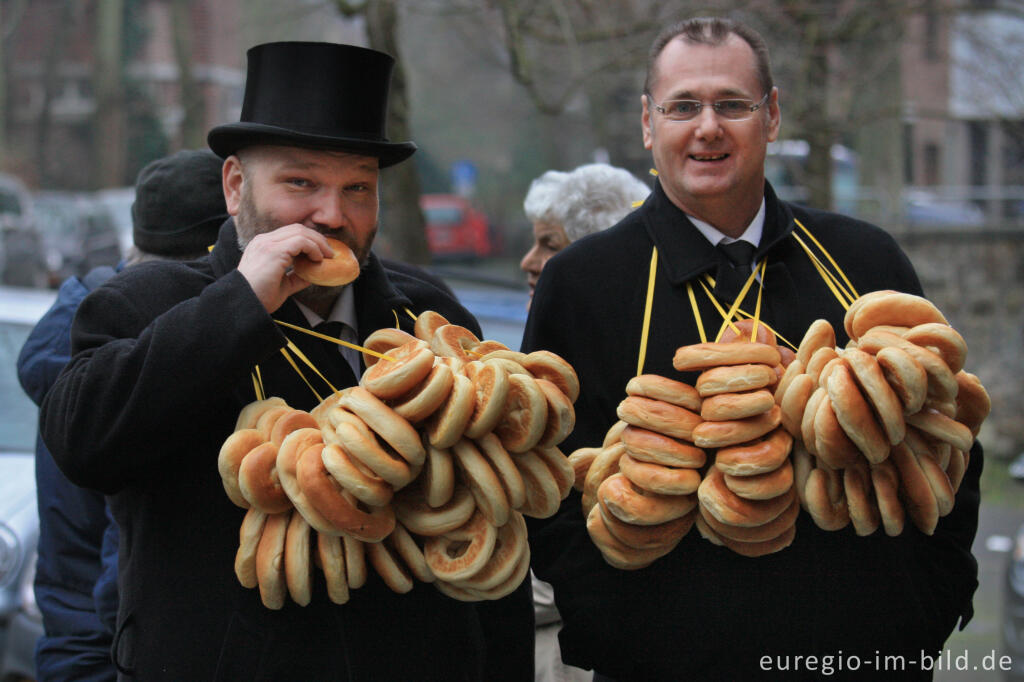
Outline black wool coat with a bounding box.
[521,181,981,681]
[40,219,534,682]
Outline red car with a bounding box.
[420,194,491,259]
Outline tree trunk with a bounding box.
[172,0,205,149]
[364,0,431,264]
[94,0,127,188]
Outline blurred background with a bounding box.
[0,1,1023,680]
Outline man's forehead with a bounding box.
[252,145,380,171]
[651,34,759,95]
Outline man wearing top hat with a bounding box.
[39,42,534,681]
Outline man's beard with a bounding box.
[235,180,378,310]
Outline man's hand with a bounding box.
[237,225,334,313]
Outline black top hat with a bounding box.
[207,42,416,168]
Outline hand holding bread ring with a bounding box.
[238,225,347,313]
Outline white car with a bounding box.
[0,284,58,680]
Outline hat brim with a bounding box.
[207,122,416,168]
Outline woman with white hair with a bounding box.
[521,163,651,300]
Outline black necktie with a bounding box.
[714,240,756,301]
[314,320,358,388]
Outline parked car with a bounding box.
[0,175,47,290]
[0,284,57,680]
[1003,453,1024,682]
[420,194,491,260]
[32,192,123,288]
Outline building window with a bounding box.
[923,143,940,186]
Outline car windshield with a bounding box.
[0,321,38,452]
[424,206,464,225]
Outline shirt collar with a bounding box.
[294,284,357,330]
[686,198,766,249]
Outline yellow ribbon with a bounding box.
[274,319,393,362]
[636,247,659,376]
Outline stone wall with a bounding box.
[898,229,1024,461]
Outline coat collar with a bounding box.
[208,217,413,341]
[641,180,797,286]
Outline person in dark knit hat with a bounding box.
[17,148,228,682]
[38,42,533,681]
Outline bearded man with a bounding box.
[40,42,533,681]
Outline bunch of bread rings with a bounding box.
[218,311,578,608]
[775,290,990,536]
[568,320,798,567]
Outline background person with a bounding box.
[519,162,649,682]
[16,149,228,682]
[521,16,980,681]
[520,163,651,302]
[38,42,532,681]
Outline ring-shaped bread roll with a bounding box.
[388,523,435,584]
[715,427,793,477]
[875,345,927,414]
[238,441,292,514]
[945,448,967,494]
[425,373,475,449]
[494,374,548,453]
[723,459,793,500]
[585,504,678,570]
[889,442,938,535]
[718,317,777,346]
[842,463,880,537]
[598,473,697,526]
[618,453,701,496]
[343,535,367,589]
[335,421,415,490]
[393,484,476,537]
[535,378,576,448]
[474,339,513,356]
[320,441,394,507]
[580,443,625,516]
[842,348,906,445]
[842,289,898,339]
[804,347,840,385]
[778,372,814,439]
[473,544,532,600]
[235,397,289,432]
[598,499,695,551]
[800,387,827,457]
[532,446,575,501]
[269,409,319,446]
[901,343,959,403]
[718,523,796,558]
[275,431,336,535]
[474,433,526,510]
[452,438,510,527]
[812,394,862,470]
[954,371,990,437]
[424,510,498,581]
[602,420,630,447]
[796,319,837,367]
[695,363,777,397]
[390,361,455,424]
[698,466,794,528]
[699,494,799,544]
[430,324,482,363]
[826,365,890,463]
[616,396,703,441]
[451,512,527,590]
[362,327,419,368]
[521,350,580,403]
[219,428,264,508]
[255,511,289,610]
[625,374,702,411]
[255,406,294,442]
[361,338,434,401]
[903,323,967,374]
[462,362,512,439]
[317,532,350,604]
[620,425,706,468]
[917,452,955,517]
[691,405,781,449]
[367,540,414,594]
[339,386,425,466]
[327,405,375,441]
[296,447,396,542]
[414,310,450,342]
[701,388,775,421]
[235,507,268,589]
[850,291,948,340]
[773,358,805,404]
[905,408,973,453]
[484,357,531,377]
[673,341,782,372]
[516,449,566,519]
[568,447,601,492]
[870,459,905,537]
[292,236,359,286]
[803,466,850,531]
[422,441,456,508]
[284,511,313,606]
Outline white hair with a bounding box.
[522,163,650,242]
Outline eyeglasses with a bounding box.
[650,92,770,122]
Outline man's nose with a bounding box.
[311,191,347,229]
[693,105,723,139]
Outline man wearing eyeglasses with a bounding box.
[522,16,980,681]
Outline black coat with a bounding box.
[40,219,533,681]
[521,181,981,681]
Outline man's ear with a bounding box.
[766,87,781,143]
[641,94,654,150]
[222,155,244,216]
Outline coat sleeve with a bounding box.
[39,269,283,493]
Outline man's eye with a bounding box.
[671,101,699,114]
[288,178,312,188]
[717,100,748,113]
